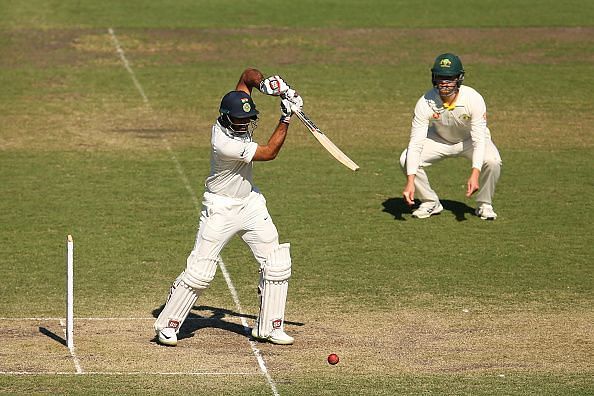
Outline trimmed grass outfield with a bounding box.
[1,1,593,394]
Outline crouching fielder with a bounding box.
[400,53,502,220]
[154,69,303,346]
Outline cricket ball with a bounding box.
[327,353,339,365]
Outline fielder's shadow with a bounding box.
[382,198,475,222]
[39,327,66,346]
[151,305,304,342]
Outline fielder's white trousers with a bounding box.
[191,190,279,266]
[400,135,502,206]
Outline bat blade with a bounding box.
[293,109,359,171]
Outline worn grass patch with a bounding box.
[1,27,592,154]
[3,27,592,69]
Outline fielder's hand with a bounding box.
[402,176,416,206]
[260,75,290,96]
[465,169,480,197]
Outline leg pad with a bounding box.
[154,254,219,333]
[255,243,291,338]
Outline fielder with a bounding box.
[154,69,303,346]
[400,53,502,220]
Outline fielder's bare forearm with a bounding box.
[403,174,416,206]
[466,168,481,197]
[253,122,289,161]
[236,68,264,94]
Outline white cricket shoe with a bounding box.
[475,204,497,220]
[412,201,443,219]
[251,327,294,345]
[157,327,178,346]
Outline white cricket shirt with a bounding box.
[205,121,259,199]
[406,85,491,175]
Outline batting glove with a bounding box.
[283,89,303,110]
[280,98,294,124]
[260,75,290,96]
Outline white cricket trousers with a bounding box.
[191,190,279,266]
[400,136,502,205]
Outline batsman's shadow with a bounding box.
[151,305,304,342]
[382,198,475,222]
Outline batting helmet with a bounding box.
[431,53,465,87]
[219,91,259,119]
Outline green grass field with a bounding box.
[1,1,593,394]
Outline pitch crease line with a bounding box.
[108,27,280,396]
[0,317,214,321]
[59,319,83,374]
[108,28,149,104]
[0,371,258,376]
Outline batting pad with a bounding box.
[256,243,291,337]
[154,255,219,333]
[154,278,198,334]
[183,253,219,290]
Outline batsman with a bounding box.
[154,69,303,346]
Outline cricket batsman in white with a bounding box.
[154,69,303,346]
[400,53,502,220]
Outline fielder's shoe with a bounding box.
[251,327,294,345]
[475,204,497,220]
[412,201,443,219]
[157,327,178,346]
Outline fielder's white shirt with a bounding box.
[406,85,491,175]
[205,121,258,199]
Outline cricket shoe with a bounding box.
[475,204,497,220]
[412,201,443,219]
[157,327,178,346]
[251,327,294,345]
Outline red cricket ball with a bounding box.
[327,353,339,365]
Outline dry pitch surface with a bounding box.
[1,308,592,378]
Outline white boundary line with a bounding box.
[107,28,280,396]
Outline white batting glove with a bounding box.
[260,75,290,96]
[283,89,303,111]
[280,98,294,124]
